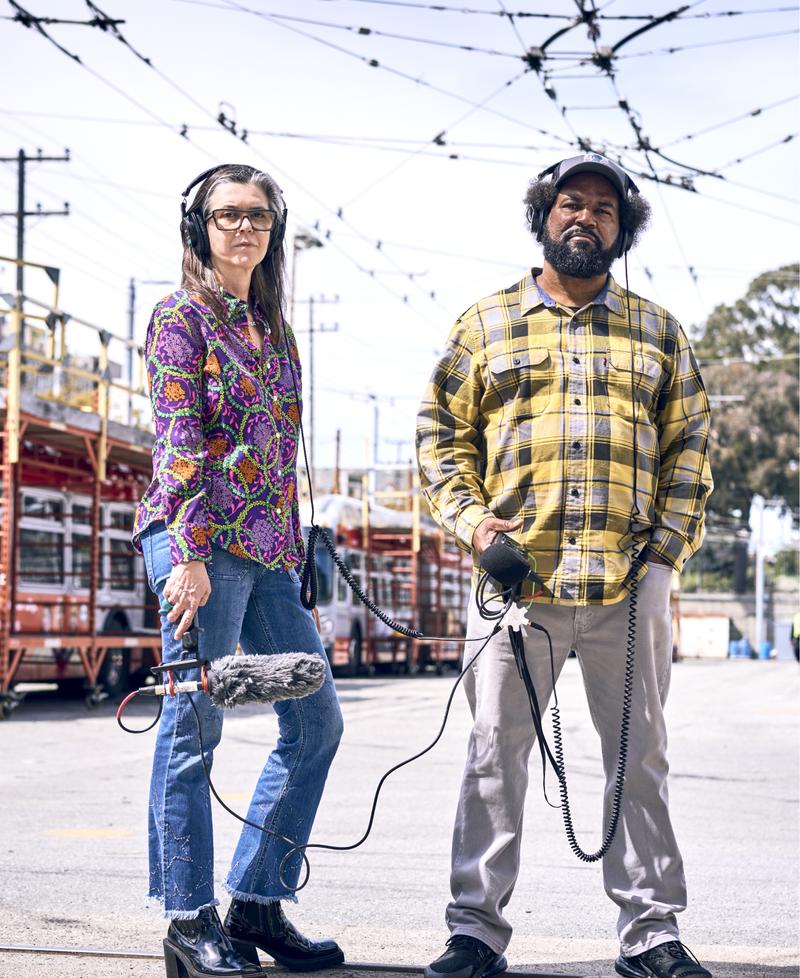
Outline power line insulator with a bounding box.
[523,47,544,72]
[592,47,614,72]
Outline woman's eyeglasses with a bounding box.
[207,208,277,231]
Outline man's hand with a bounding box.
[163,560,212,640]
[472,516,524,555]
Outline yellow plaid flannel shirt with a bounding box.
[416,270,713,605]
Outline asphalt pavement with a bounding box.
[1,659,797,978]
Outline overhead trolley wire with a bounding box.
[10,1,450,326]
[495,0,530,51]
[7,1,217,161]
[654,95,800,148]
[287,0,575,17]
[563,0,708,298]
[0,106,178,258]
[337,67,533,208]
[712,133,799,172]
[176,3,523,59]
[198,0,576,148]
[612,28,799,58]
[591,5,798,17]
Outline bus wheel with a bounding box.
[343,626,362,678]
[98,648,131,698]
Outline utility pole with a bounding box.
[0,149,70,305]
[295,294,339,485]
[127,276,172,423]
[290,229,323,327]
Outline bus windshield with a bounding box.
[302,528,334,606]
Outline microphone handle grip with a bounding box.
[138,680,202,697]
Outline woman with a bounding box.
[133,163,344,978]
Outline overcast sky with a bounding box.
[1,0,797,469]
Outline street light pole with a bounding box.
[290,230,323,328]
[127,277,172,424]
[296,296,338,486]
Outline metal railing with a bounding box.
[0,256,152,477]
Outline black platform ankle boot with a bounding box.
[163,905,266,978]
[223,898,344,972]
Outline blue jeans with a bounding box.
[139,522,343,919]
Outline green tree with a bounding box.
[695,264,799,360]
[692,264,799,519]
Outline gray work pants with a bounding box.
[447,563,686,957]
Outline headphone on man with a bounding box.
[180,164,288,266]
[530,154,640,259]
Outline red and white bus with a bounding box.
[302,494,472,675]
[11,487,157,696]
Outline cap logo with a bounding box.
[586,153,605,163]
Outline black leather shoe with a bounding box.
[223,898,344,972]
[615,940,713,978]
[424,935,508,978]
[163,905,265,977]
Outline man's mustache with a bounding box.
[563,227,601,246]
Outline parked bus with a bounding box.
[11,488,157,696]
[0,259,161,716]
[301,493,472,675]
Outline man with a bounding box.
[416,154,713,978]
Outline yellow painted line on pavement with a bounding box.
[44,828,134,838]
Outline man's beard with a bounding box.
[542,226,617,278]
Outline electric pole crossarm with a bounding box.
[0,149,70,299]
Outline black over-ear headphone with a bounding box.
[180,164,288,266]
[530,155,640,259]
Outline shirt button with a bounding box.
[276,507,282,515]
[571,488,579,497]
[572,440,580,450]
[568,536,577,545]
[572,356,579,364]
[513,356,521,365]
[574,398,581,405]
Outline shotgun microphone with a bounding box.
[139,652,326,708]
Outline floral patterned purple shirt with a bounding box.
[132,289,305,570]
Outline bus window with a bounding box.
[109,509,134,532]
[19,528,65,586]
[72,534,104,590]
[71,502,102,528]
[110,538,135,591]
[22,495,64,522]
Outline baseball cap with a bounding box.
[540,153,638,198]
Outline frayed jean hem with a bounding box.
[223,880,299,906]
[146,895,220,920]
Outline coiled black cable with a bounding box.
[300,523,422,638]
[549,579,637,863]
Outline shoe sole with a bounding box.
[164,937,264,977]
[614,955,649,978]
[230,938,344,973]
[485,955,508,978]
[423,953,508,978]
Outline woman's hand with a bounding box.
[163,561,212,640]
